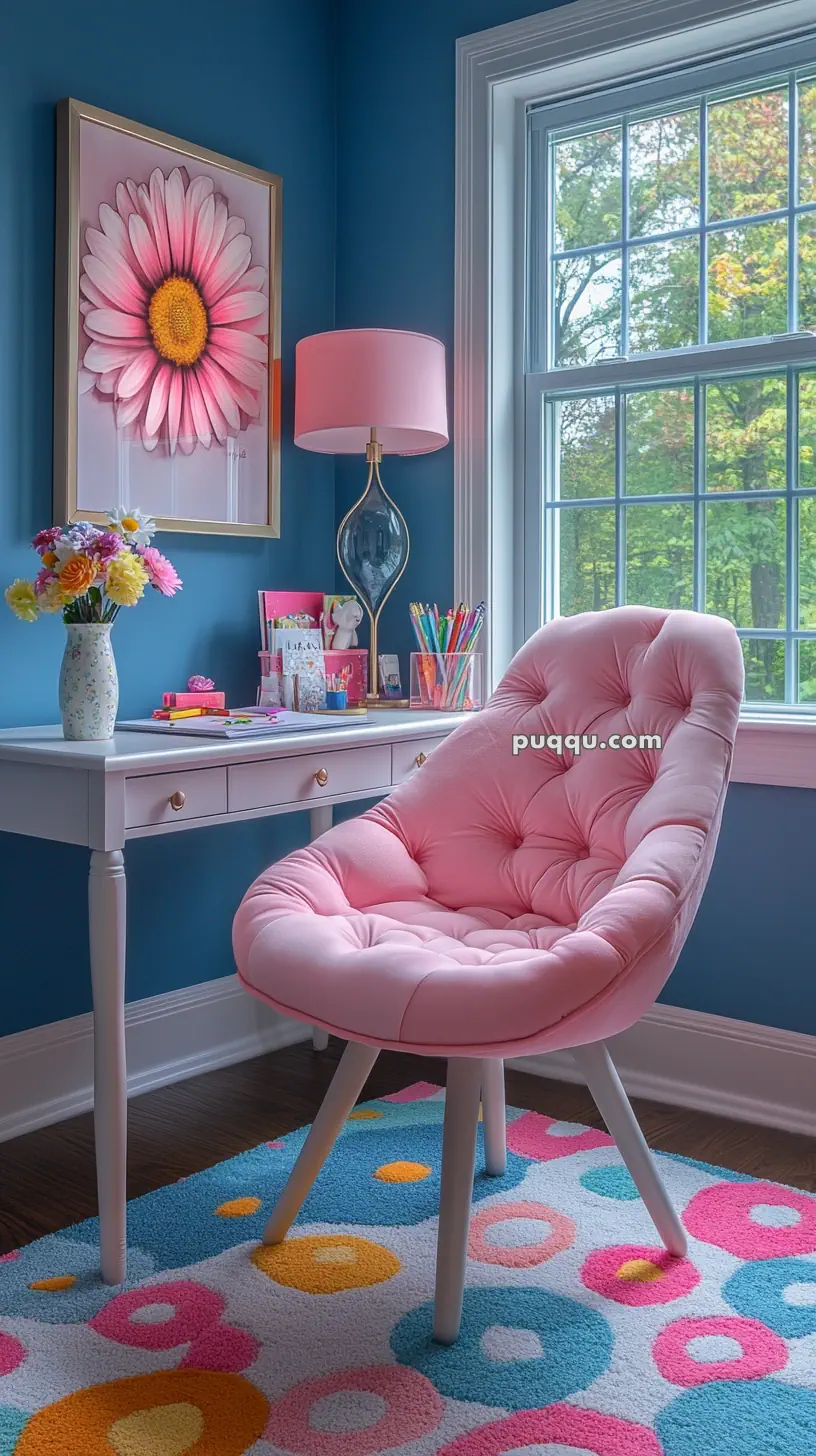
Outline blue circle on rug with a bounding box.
[580,1166,639,1200]
[656,1380,816,1454]
[0,1405,29,1452]
[724,1257,816,1338]
[391,1286,612,1409]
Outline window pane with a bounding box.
[557,506,616,614]
[625,387,695,495]
[798,78,816,204]
[742,637,786,702]
[800,372,816,488]
[705,499,786,628]
[707,220,787,342]
[629,108,699,236]
[797,640,816,702]
[705,376,786,491]
[553,127,622,252]
[707,87,788,222]
[624,502,694,607]
[629,237,699,352]
[553,395,616,500]
[798,498,816,627]
[553,250,622,365]
[798,212,816,331]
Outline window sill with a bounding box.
[733,712,816,788]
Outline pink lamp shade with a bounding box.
[294,328,448,455]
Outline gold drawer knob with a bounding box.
[415,752,427,768]
[169,789,186,812]
[314,767,329,787]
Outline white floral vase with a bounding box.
[58,623,119,741]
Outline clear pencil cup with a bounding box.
[409,652,483,711]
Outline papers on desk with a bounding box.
[117,709,368,739]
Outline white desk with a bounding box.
[0,710,462,1281]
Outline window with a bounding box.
[525,47,816,706]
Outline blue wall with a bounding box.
[0,0,336,1035]
[334,0,816,1038]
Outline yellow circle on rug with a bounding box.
[28,1275,76,1292]
[252,1234,400,1293]
[14,1370,269,1455]
[617,1258,665,1283]
[215,1197,262,1218]
[374,1161,432,1183]
[348,1109,383,1120]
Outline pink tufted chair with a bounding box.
[233,606,743,1342]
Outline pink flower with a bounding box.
[34,567,57,595]
[188,675,214,691]
[79,167,268,454]
[93,531,125,562]
[141,546,182,597]
[32,527,62,554]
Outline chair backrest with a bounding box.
[371,607,743,932]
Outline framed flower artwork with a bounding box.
[54,99,282,536]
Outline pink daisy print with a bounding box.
[79,167,268,455]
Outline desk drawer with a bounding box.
[126,767,227,829]
[229,744,392,812]
[391,735,447,785]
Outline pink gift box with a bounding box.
[259,648,368,704]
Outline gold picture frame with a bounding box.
[54,98,282,537]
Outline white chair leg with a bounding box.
[573,1040,687,1257]
[481,1058,506,1176]
[263,1040,379,1244]
[433,1058,482,1344]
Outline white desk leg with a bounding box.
[309,805,332,1052]
[89,849,127,1284]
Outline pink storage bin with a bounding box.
[258,648,368,704]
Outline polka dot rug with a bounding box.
[1,1082,814,1453]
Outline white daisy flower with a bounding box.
[108,507,157,546]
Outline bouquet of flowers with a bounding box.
[5,508,182,624]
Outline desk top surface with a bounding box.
[0,711,465,774]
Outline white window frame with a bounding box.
[454,0,816,787]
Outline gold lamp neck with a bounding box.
[365,426,383,464]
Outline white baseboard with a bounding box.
[0,975,309,1143]
[509,1003,816,1139]
[3,988,814,1146]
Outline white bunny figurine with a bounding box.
[331,598,363,649]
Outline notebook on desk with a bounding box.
[117,709,368,739]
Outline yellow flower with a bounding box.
[105,551,148,607]
[5,579,39,622]
[37,578,67,614]
[58,553,97,600]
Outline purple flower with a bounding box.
[93,531,124,562]
[188,675,214,691]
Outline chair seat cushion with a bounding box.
[233,812,698,1057]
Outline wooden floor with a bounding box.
[2,1037,815,1255]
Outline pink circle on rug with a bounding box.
[468,1200,575,1268]
[581,1244,701,1306]
[653,1314,788,1387]
[0,1251,20,1264]
[265,1364,444,1454]
[0,1331,25,1376]
[438,1402,662,1454]
[91,1281,225,1350]
[683,1181,816,1258]
[507,1110,613,1163]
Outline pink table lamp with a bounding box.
[294,328,448,701]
